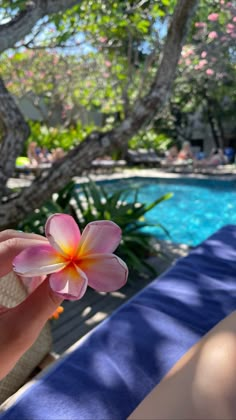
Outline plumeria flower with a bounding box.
[13,214,128,300]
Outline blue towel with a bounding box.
[1,225,236,420]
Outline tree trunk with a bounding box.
[0,78,30,197]
[216,105,225,147]
[206,99,221,149]
[0,0,198,229]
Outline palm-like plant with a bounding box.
[19,179,173,278]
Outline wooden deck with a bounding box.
[51,241,189,354]
[51,277,150,354]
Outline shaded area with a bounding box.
[2,226,236,420]
[51,240,189,353]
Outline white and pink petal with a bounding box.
[78,253,128,292]
[77,220,122,257]
[13,244,67,277]
[49,263,88,300]
[45,213,81,258]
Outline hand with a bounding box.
[0,230,62,380]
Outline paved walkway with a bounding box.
[7,164,236,190]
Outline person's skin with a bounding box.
[0,230,62,380]
[129,310,236,420]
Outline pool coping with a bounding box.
[8,167,236,190]
[74,167,236,184]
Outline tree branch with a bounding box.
[0,0,80,54]
[0,0,199,229]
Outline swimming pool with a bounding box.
[99,177,236,246]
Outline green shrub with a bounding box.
[26,121,96,152]
[129,130,173,153]
[18,179,173,279]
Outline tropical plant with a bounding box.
[18,179,173,278]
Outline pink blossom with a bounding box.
[13,214,128,301]
[198,59,208,68]
[53,56,59,65]
[233,17,236,22]
[208,13,219,21]
[195,22,207,28]
[186,49,194,56]
[206,69,214,75]
[185,59,192,65]
[64,104,72,111]
[99,37,108,43]
[105,60,112,67]
[26,71,33,77]
[226,23,235,33]
[201,51,207,58]
[194,60,207,71]
[208,31,218,39]
[226,2,233,7]
[220,0,225,4]
[103,72,109,78]
[181,48,194,58]
[230,32,236,38]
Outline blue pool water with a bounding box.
[99,177,236,246]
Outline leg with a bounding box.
[129,311,236,420]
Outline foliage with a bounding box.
[0,0,175,125]
[129,130,173,152]
[27,121,95,151]
[178,0,235,107]
[1,50,117,124]
[1,1,235,154]
[4,1,235,153]
[166,0,236,144]
[18,179,173,278]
